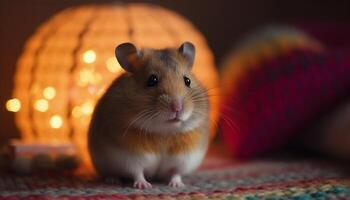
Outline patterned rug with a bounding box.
[1,147,350,199]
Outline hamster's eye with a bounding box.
[184,76,191,87]
[147,74,158,87]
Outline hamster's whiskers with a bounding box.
[191,97,208,102]
[194,87,220,97]
[158,103,170,111]
[189,93,208,103]
[122,108,155,138]
[138,110,160,137]
[220,112,240,134]
[192,109,213,123]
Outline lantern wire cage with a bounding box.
[7,3,220,174]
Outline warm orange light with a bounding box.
[106,57,121,73]
[72,106,83,118]
[34,99,49,112]
[6,98,21,112]
[83,50,96,64]
[11,4,220,173]
[78,68,102,87]
[50,115,63,129]
[81,101,94,115]
[43,87,56,100]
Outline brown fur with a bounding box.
[88,43,209,181]
[166,129,201,154]
[113,129,201,154]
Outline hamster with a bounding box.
[88,42,209,189]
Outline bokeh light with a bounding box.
[43,87,56,100]
[6,98,21,112]
[83,50,96,64]
[106,57,122,73]
[50,115,63,129]
[34,99,49,112]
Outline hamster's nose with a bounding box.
[170,99,183,113]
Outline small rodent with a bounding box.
[88,42,209,188]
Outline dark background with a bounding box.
[1,0,350,143]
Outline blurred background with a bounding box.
[1,0,350,144]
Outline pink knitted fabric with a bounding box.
[220,47,350,158]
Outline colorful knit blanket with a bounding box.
[220,27,350,158]
[1,146,349,199]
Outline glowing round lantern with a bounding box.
[8,4,219,168]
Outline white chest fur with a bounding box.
[90,140,206,180]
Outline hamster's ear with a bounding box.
[115,43,142,73]
[178,42,196,69]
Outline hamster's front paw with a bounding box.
[168,174,185,188]
[133,180,152,189]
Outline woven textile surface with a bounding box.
[1,149,349,200]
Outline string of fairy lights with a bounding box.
[6,48,117,128]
